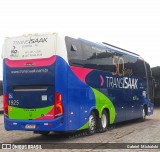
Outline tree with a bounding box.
[152,66,160,100]
[152,66,160,88]
[152,66,160,80]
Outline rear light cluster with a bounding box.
[54,92,64,118]
[3,94,8,116]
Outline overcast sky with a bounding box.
[0,0,160,79]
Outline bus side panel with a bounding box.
[85,70,124,123]
[70,66,117,125]
[67,64,95,131]
[55,56,95,131]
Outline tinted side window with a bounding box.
[134,59,146,78]
[81,42,97,69]
[124,56,146,78]
[123,55,135,75]
[65,36,83,67]
[96,49,115,72]
[81,42,117,72]
[66,37,146,77]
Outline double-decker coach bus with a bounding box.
[2,33,154,135]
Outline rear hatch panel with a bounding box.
[6,60,56,120]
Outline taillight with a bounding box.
[3,94,8,116]
[54,92,63,118]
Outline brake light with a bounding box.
[54,92,63,118]
[3,94,8,116]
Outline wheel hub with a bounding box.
[89,115,95,131]
[101,113,107,128]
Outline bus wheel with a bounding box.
[97,110,108,133]
[140,107,146,122]
[87,111,97,135]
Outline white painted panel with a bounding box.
[2,33,57,60]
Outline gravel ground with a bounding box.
[0,108,160,151]
[0,96,3,111]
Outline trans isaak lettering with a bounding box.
[13,37,48,45]
[106,76,138,89]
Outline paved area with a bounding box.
[0,108,160,151]
[0,96,3,112]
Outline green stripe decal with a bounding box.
[91,88,116,124]
[78,122,89,130]
[8,105,53,120]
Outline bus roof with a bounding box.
[2,33,143,61]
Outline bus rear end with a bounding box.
[3,33,67,132]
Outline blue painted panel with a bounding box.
[55,56,95,131]
[6,64,55,86]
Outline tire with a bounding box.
[97,110,108,133]
[87,111,97,135]
[140,107,146,122]
[34,131,50,136]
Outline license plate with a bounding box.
[25,124,36,129]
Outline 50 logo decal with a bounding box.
[112,55,133,76]
[112,55,124,76]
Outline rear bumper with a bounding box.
[4,116,66,131]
